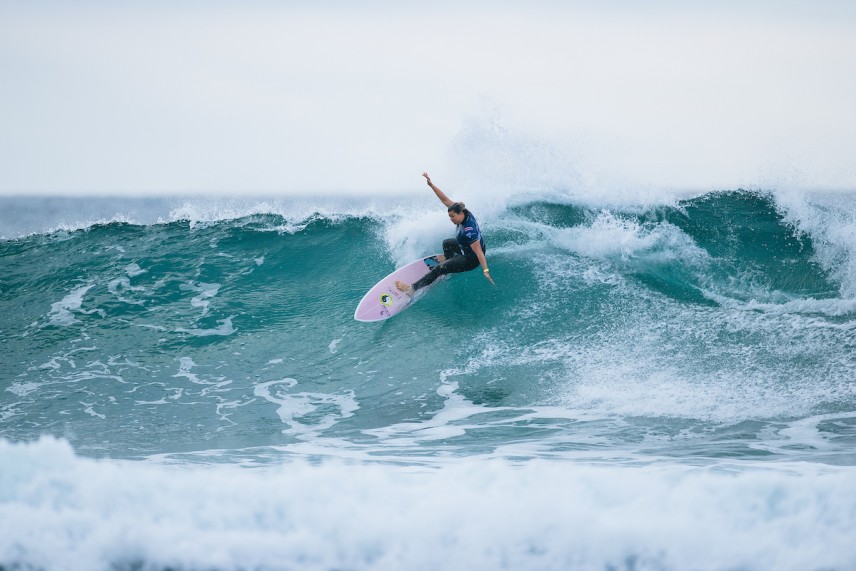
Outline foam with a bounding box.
[382,209,452,265]
[254,379,358,437]
[713,293,856,318]
[48,284,95,326]
[774,189,856,298]
[175,316,236,337]
[1,437,855,571]
[549,210,708,263]
[6,381,40,397]
[107,275,146,306]
[755,412,856,456]
[0,195,433,239]
[458,259,854,425]
[164,196,437,233]
[363,381,480,445]
[124,262,147,277]
[173,357,203,384]
[179,281,221,316]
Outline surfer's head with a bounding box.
[447,202,468,224]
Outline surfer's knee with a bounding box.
[442,239,460,259]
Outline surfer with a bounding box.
[396,172,495,295]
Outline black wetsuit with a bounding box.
[412,213,486,291]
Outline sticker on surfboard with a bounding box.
[354,255,442,322]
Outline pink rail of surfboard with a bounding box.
[353,255,442,322]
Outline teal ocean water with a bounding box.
[2,190,856,570]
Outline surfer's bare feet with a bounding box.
[395,280,414,296]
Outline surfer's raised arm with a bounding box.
[422,172,454,207]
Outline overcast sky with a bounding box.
[1,1,855,195]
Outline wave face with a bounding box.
[2,190,856,570]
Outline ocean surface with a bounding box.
[2,189,856,570]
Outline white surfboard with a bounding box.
[354,254,442,322]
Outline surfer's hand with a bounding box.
[484,269,496,286]
[422,172,431,185]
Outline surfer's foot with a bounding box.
[395,280,414,296]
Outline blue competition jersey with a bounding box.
[456,213,485,259]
